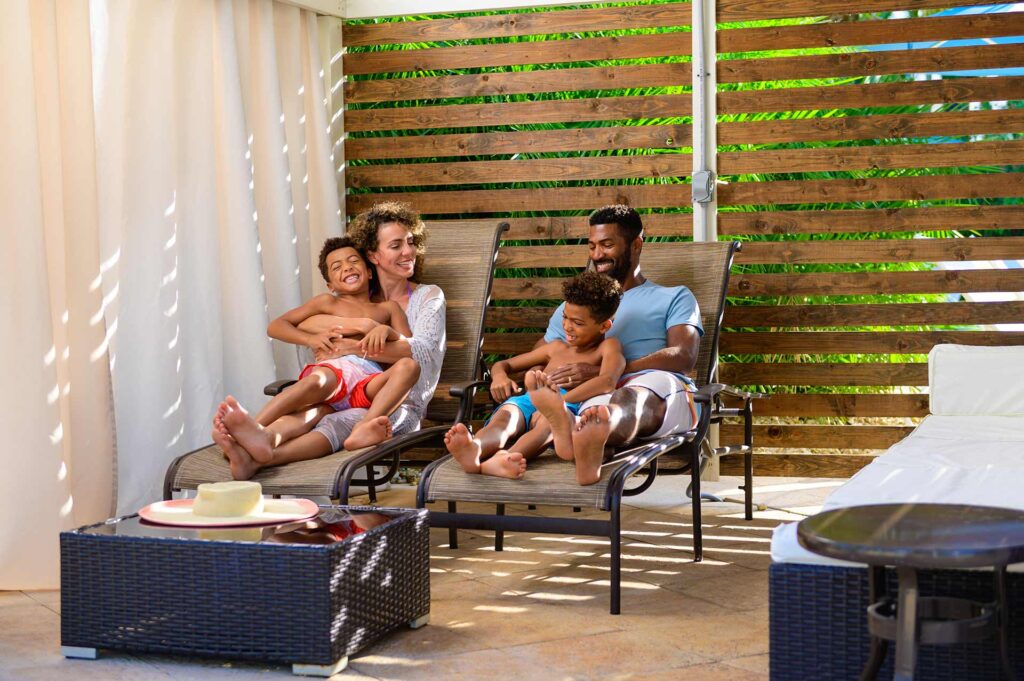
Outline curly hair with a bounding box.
[347,201,427,283]
[317,236,364,283]
[562,270,623,323]
[588,204,644,243]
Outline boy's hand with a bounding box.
[307,330,339,355]
[489,375,519,403]
[358,325,390,357]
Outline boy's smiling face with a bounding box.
[326,246,370,294]
[562,302,612,348]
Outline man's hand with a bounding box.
[490,374,520,403]
[358,325,391,357]
[546,363,600,390]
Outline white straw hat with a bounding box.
[139,481,319,527]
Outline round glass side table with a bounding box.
[798,503,1024,681]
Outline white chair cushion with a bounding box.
[929,344,1024,416]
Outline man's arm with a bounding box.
[562,338,626,404]
[622,324,699,376]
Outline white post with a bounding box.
[692,0,721,480]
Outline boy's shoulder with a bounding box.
[599,336,623,352]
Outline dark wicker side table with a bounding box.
[60,506,430,676]
[798,504,1024,681]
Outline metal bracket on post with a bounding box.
[692,169,716,204]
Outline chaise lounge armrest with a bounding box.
[449,379,490,425]
[264,379,297,396]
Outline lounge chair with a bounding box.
[416,240,759,614]
[163,222,508,503]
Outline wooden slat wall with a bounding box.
[714,0,1024,477]
[339,1,1023,477]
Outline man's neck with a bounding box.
[618,269,645,293]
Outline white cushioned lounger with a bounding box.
[771,344,1024,569]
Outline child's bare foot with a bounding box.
[528,370,575,461]
[444,423,482,474]
[222,396,274,464]
[573,405,612,485]
[344,416,392,450]
[212,402,230,456]
[212,428,261,480]
[480,450,526,479]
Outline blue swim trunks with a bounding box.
[491,388,581,424]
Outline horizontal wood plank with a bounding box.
[345,93,692,133]
[723,393,929,417]
[492,269,1024,300]
[719,12,1024,53]
[493,237,1024,268]
[724,301,1024,327]
[720,453,875,477]
[348,183,690,215]
[719,140,1024,175]
[346,62,692,103]
[719,362,928,386]
[718,0,1001,23]
[343,4,692,47]
[720,43,1024,84]
[719,172,1024,205]
[348,153,693,188]
[720,331,1024,354]
[720,424,913,449]
[729,269,1024,298]
[345,31,691,75]
[432,214,692,241]
[718,75,1024,115]
[718,205,1024,236]
[347,124,691,159]
[718,108,1024,145]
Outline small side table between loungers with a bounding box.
[798,503,1024,681]
[60,506,430,676]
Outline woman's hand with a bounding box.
[358,325,391,357]
[307,330,340,355]
[489,374,519,403]
[545,363,601,390]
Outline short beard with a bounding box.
[592,257,631,284]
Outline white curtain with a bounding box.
[0,0,342,589]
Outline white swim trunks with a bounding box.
[578,370,699,439]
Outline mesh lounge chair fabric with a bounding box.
[164,222,507,502]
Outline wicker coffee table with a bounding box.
[60,505,430,676]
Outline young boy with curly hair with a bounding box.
[444,271,625,484]
[211,237,420,480]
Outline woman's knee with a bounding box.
[393,357,420,378]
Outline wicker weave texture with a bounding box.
[769,563,1024,681]
[61,508,430,666]
[423,451,626,509]
[172,444,368,496]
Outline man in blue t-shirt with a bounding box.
[533,205,703,484]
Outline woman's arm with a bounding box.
[563,338,626,404]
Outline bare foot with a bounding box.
[344,416,393,450]
[444,422,482,474]
[212,428,261,480]
[528,370,575,461]
[212,402,230,457]
[480,450,526,479]
[222,396,274,464]
[573,405,612,485]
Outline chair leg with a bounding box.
[744,401,754,521]
[366,464,377,504]
[691,445,703,563]
[494,504,505,551]
[527,504,536,510]
[610,499,621,615]
[447,501,458,549]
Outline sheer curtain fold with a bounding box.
[0,0,342,589]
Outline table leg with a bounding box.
[860,566,889,681]
[996,566,1017,681]
[894,566,920,681]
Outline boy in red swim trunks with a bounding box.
[213,237,419,470]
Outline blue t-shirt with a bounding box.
[544,279,703,384]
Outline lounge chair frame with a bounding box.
[163,222,509,503]
[417,240,760,614]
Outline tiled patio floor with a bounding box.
[0,475,844,680]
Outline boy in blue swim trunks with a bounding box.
[444,271,625,480]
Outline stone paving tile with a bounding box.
[22,590,60,615]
